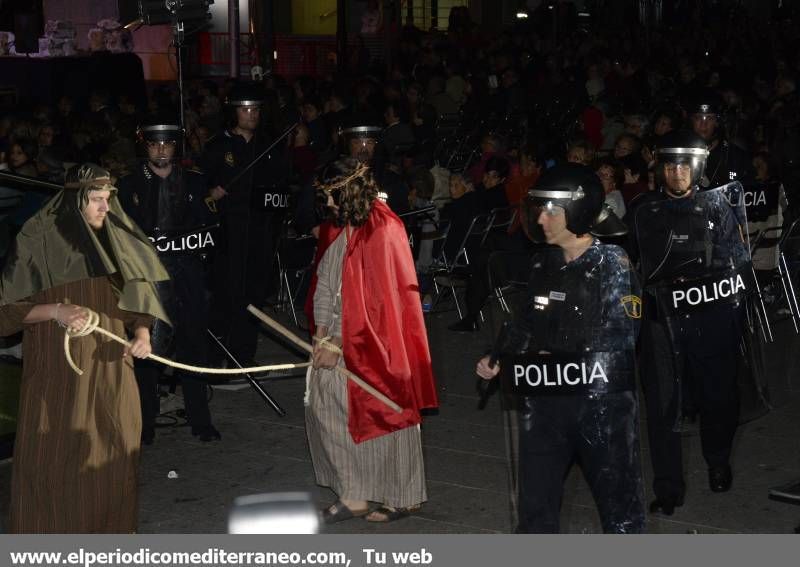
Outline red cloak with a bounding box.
[305,200,439,443]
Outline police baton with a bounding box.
[0,170,62,192]
[221,122,299,193]
[207,330,287,417]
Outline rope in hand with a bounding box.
[60,305,402,414]
[62,307,311,377]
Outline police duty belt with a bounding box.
[650,264,755,316]
[58,303,402,414]
[500,351,635,397]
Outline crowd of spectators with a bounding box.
[2,4,800,307]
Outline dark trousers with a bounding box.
[135,363,213,434]
[517,392,646,534]
[210,211,280,363]
[639,307,742,501]
[136,255,214,433]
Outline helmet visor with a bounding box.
[521,198,564,243]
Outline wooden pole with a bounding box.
[246,305,402,413]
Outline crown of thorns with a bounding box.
[314,163,372,194]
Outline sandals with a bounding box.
[321,500,369,524]
[365,505,414,523]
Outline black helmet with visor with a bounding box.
[653,130,709,190]
[522,163,607,242]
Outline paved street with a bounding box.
[1,303,799,533]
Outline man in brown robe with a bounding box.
[0,164,169,533]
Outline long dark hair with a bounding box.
[315,158,378,227]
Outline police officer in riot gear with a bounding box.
[688,90,754,188]
[476,163,646,533]
[634,130,749,516]
[117,118,220,443]
[198,83,289,365]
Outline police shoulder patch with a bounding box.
[224,152,235,167]
[621,295,642,319]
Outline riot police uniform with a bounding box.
[634,131,749,515]
[198,84,290,364]
[688,93,755,189]
[116,120,220,442]
[488,164,646,533]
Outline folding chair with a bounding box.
[773,218,800,333]
[481,206,518,246]
[274,221,317,328]
[431,212,493,319]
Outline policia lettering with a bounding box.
[671,273,746,309]
[513,360,608,387]
[744,191,766,207]
[149,231,215,253]
[263,192,290,208]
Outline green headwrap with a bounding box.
[0,163,170,323]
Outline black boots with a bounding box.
[191,424,222,442]
[648,494,685,516]
[709,465,733,493]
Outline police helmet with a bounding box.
[136,117,183,145]
[225,83,265,107]
[653,130,709,190]
[136,117,183,163]
[523,163,606,242]
[686,89,722,118]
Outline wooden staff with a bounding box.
[246,305,402,413]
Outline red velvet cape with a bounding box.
[305,200,439,443]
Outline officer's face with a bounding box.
[691,113,717,142]
[349,138,377,162]
[663,162,693,197]
[236,106,261,131]
[146,140,177,169]
[537,205,571,246]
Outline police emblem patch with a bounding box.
[224,152,235,167]
[621,295,642,319]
